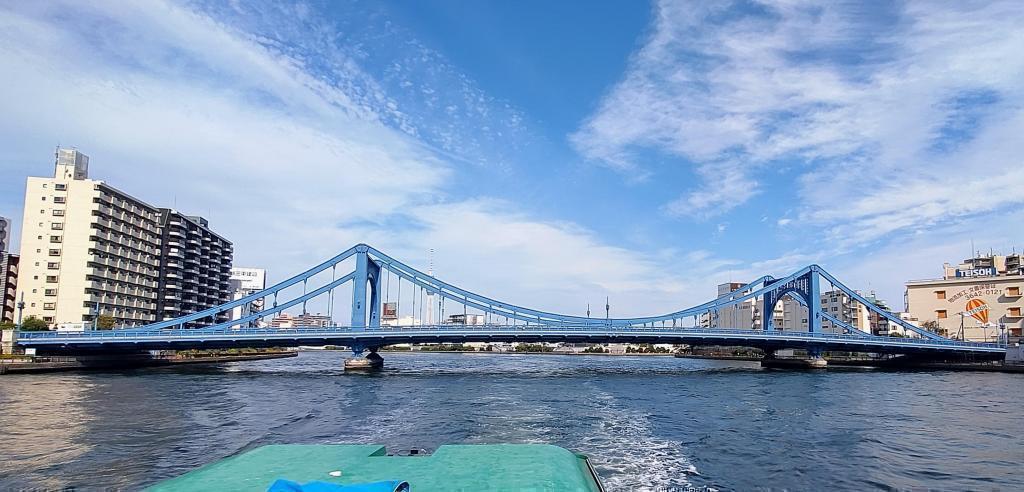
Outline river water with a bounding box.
[1,351,1021,491]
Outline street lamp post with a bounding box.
[15,292,24,329]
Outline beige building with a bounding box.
[906,254,1023,342]
[269,312,332,328]
[703,281,883,335]
[705,281,803,330]
[16,149,162,327]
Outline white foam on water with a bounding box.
[576,388,700,491]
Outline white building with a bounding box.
[229,267,267,325]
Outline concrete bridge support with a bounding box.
[760,346,828,369]
[1,330,16,355]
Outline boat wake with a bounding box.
[576,386,700,491]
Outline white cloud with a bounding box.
[573,0,1024,233]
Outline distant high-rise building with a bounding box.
[269,312,331,328]
[819,290,870,334]
[16,148,233,328]
[0,253,18,323]
[704,281,802,330]
[154,210,233,327]
[0,216,17,323]
[0,216,11,253]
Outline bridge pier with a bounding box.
[344,346,383,371]
[760,347,828,369]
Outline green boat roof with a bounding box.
[148,444,603,491]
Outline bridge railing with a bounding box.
[14,325,1000,349]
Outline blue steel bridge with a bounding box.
[16,244,1005,360]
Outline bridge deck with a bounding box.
[16,326,1005,356]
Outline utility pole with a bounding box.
[16,292,25,328]
[605,297,610,321]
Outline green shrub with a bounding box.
[20,316,48,331]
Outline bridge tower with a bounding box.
[350,245,382,330]
[761,267,822,334]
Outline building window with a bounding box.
[50,235,62,243]
[48,249,61,256]
[55,183,67,191]
[46,275,58,283]
[935,290,946,300]
[47,262,59,269]
[53,196,66,204]
[1008,287,1021,297]
[41,196,46,201]
[936,310,947,319]
[1009,307,1022,317]
[51,223,64,230]
[44,289,57,296]
[53,209,65,216]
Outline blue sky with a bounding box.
[1,0,1022,316]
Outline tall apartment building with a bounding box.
[906,253,1023,342]
[16,149,233,328]
[155,210,233,327]
[16,149,161,327]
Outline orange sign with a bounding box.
[964,298,989,324]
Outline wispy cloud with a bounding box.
[573,0,1024,233]
[0,1,758,317]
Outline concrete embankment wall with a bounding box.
[0,352,297,374]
